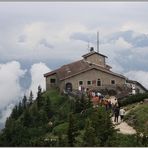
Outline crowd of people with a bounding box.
[86,89,126,123]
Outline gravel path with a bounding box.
[110,96,137,135]
[112,117,136,135]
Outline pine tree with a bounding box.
[11,105,18,119]
[18,101,23,116]
[83,118,99,146]
[44,96,52,118]
[38,109,48,125]
[36,85,43,108]
[74,98,81,113]
[22,95,27,110]
[91,107,115,146]
[30,103,38,127]
[67,113,78,147]
[29,91,33,105]
[22,108,32,127]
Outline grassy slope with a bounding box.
[125,103,148,135]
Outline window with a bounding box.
[97,79,101,86]
[79,81,83,85]
[50,78,56,83]
[111,80,115,85]
[87,81,91,85]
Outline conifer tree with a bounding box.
[11,105,18,119]
[91,107,115,146]
[83,118,99,146]
[74,98,81,113]
[22,95,27,110]
[36,85,43,108]
[38,109,48,125]
[29,91,33,105]
[67,113,78,147]
[18,101,23,116]
[22,108,32,127]
[44,96,52,118]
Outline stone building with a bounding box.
[126,79,147,94]
[44,49,129,93]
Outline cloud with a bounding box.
[39,38,54,49]
[0,104,14,129]
[0,2,148,98]
[18,34,27,43]
[107,30,148,48]
[0,61,51,128]
[121,21,148,34]
[114,37,132,48]
[0,61,26,128]
[125,70,148,89]
[0,61,26,109]
[70,32,96,43]
[28,62,51,98]
[99,30,148,74]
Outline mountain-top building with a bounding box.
[44,48,147,95]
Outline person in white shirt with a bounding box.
[120,108,125,121]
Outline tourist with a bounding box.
[108,100,112,110]
[104,99,108,111]
[92,91,95,97]
[114,106,120,123]
[120,107,125,122]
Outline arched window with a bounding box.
[65,82,72,92]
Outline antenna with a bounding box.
[87,40,90,52]
[97,31,99,53]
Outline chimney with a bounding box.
[90,47,94,52]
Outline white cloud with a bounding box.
[114,37,132,49]
[125,70,148,89]
[100,37,133,73]
[0,104,14,129]
[0,61,51,127]
[121,21,148,34]
[0,61,26,109]
[0,61,26,127]
[28,62,51,98]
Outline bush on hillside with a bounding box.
[52,122,68,135]
[125,104,148,135]
[119,93,148,106]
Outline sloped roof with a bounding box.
[126,79,148,92]
[44,59,125,81]
[82,51,108,58]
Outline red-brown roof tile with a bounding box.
[44,59,125,81]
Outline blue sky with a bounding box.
[0,2,148,127]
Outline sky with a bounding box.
[0,2,148,127]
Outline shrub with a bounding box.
[52,122,68,135]
[119,93,148,106]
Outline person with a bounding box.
[108,100,112,110]
[78,85,81,91]
[114,106,120,123]
[97,92,101,97]
[120,107,125,122]
[92,91,95,97]
[104,99,108,111]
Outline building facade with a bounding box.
[44,50,128,93]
